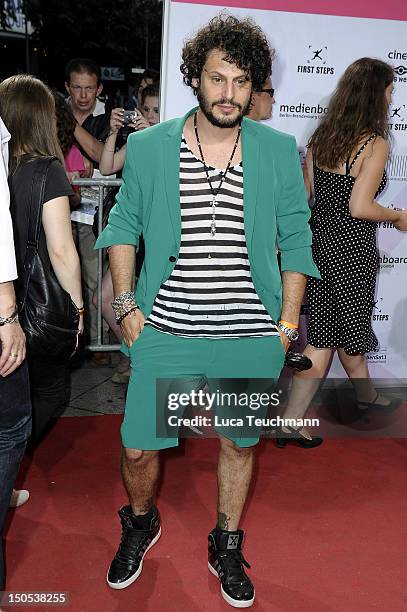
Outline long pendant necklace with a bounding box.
[193,112,241,237]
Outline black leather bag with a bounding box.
[17,157,80,363]
[284,351,312,372]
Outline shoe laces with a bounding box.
[116,526,151,564]
[218,549,251,585]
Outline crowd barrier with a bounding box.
[72,177,122,352]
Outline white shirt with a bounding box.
[0,117,17,282]
[93,98,105,117]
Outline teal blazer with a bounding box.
[96,107,320,323]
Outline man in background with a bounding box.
[65,58,109,141]
[65,58,110,362]
[248,76,275,121]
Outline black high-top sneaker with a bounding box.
[107,505,161,589]
[208,527,255,608]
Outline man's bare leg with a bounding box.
[208,436,256,606]
[217,436,254,530]
[108,447,161,589]
[121,448,160,514]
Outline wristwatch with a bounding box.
[277,322,299,343]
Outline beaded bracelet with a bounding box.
[116,306,139,325]
[111,291,138,324]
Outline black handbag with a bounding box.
[17,157,80,363]
[284,351,312,371]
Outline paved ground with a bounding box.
[62,351,126,417]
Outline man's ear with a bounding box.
[97,83,103,97]
[64,81,70,95]
[192,77,199,91]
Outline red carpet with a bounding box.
[5,415,407,611]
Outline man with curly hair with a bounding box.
[97,14,319,608]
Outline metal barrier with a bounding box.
[72,178,122,352]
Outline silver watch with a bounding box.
[277,322,299,342]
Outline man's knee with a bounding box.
[122,447,159,464]
[219,436,254,457]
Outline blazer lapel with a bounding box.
[163,108,198,251]
[242,119,260,254]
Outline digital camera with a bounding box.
[122,110,138,125]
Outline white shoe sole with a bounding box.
[208,561,255,608]
[9,490,30,508]
[107,527,162,589]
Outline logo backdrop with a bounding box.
[161,0,407,380]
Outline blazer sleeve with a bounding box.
[276,137,320,279]
[95,136,142,250]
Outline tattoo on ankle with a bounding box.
[217,512,230,530]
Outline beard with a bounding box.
[197,87,251,128]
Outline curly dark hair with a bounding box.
[309,58,394,169]
[180,14,274,93]
[53,92,77,157]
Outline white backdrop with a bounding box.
[161,0,407,380]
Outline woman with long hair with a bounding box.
[0,74,84,442]
[279,58,407,446]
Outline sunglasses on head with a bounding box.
[258,88,275,97]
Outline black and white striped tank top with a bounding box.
[145,136,279,338]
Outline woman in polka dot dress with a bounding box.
[280,58,407,444]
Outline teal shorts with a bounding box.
[122,325,285,450]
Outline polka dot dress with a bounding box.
[307,135,387,355]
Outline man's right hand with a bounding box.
[120,308,145,348]
[0,320,26,377]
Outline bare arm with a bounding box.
[303,147,314,201]
[109,244,135,296]
[278,271,307,351]
[99,138,127,175]
[42,196,84,313]
[108,244,144,347]
[0,281,26,376]
[349,137,407,229]
[74,124,104,163]
[99,108,133,175]
[100,108,151,175]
